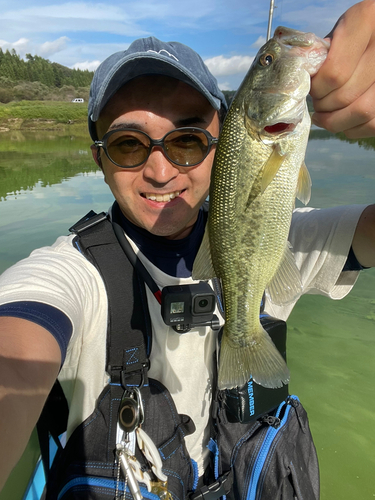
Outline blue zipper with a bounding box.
[246,395,299,500]
[58,476,160,500]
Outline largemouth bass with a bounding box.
[193,27,329,390]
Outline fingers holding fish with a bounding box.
[312,83,375,138]
[310,0,375,99]
[310,0,375,138]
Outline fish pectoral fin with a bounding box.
[296,161,312,205]
[192,224,216,280]
[266,241,302,305]
[218,327,290,390]
[261,143,287,194]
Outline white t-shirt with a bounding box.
[0,204,366,475]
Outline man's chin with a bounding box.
[147,218,197,240]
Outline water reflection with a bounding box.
[0,128,114,275]
[0,126,374,500]
[0,129,98,201]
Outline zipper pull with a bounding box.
[287,396,306,433]
[116,442,144,500]
[261,415,281,428]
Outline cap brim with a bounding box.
[88,52,224,140]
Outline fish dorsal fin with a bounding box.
[261,143,286,194]
[192,224,216,280]
[266,241,302,305]
[296,161,312,205]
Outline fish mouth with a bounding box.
[263,122,296,135]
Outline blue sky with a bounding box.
[0,0,357,90]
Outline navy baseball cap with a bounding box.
[88,36,228,140]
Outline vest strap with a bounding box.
[70,209,151,388]
[190,471,233,500]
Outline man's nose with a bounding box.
[142,147,179,184]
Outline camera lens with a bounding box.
[198,299,209,308]
[193,294,215,315]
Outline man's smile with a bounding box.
[142,190,183,202]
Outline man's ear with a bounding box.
[91,144,103,170]
[91,145,109,185]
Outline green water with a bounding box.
[0,127,374,499]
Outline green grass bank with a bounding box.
[0,100,88,132]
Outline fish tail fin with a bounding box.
[218,326,290,390]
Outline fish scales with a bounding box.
[193,27,329,390]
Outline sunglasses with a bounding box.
[94,127,219,168]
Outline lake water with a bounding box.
[0,127,374,499]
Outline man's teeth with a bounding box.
[145,191,181,202]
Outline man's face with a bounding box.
[94,76,220,240]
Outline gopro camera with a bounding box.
[161,281,219,333]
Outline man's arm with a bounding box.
[309,1,375,266]
[310,0,375,138]
[0,317,61,492]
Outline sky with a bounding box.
[0,0,358,90]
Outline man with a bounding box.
[0,0,374,496]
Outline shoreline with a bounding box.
[0,117,87,133]
[0,102,374,152]
[0,100,88,132]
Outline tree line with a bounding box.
[0,48,94,103]
[0,48,319,112]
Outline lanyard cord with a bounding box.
[111,201,162,304]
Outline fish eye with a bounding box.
[259,53,274,67]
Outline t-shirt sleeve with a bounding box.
[0,235,108,363]
[288,205,367,299]
[264,204,368,321]
[0,301,72,363]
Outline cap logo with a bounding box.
[146,49,179,62]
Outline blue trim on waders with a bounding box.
[22,457,45,500]
[57,477,160,500]
[208,438,227,500]
[208,438,220,480]
[23,436,60,500]
[191,459,199,491]
[246,395,299,500]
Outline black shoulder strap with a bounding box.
[36,207,153,482]
[36,379,69,480]
[69,208,152,387]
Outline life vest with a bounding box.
[35,202,319,500]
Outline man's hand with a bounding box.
[310,0,375,138]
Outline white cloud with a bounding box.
[204,55,254,77]
[39,37,70,58]
[0,35,71,60]
[274,1,355,38]
[0,0,355,85]
[62,42,131,71]
[71,60,101,71]
[252,36,266,49]
[0,3,150,38]
[0,37,32,56]
[217,81,232,91]
[4,3,127,22]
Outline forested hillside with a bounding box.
[0,48,94,103]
